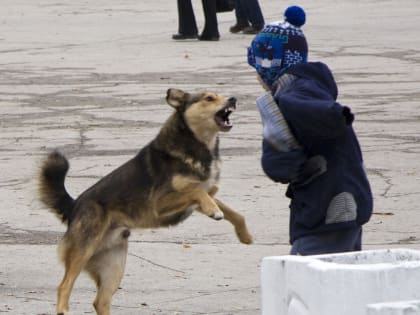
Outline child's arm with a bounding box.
[261,141,327,186]
[256,92,301,152]
[261,140,306,183]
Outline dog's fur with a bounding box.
[39,88,253,315]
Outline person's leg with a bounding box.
[173,0,198,39]
[200,0,220,40]
[290,226,362,255]
[230,0,249,33]
[242,0,265,34]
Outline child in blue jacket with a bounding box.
[247,6,373,255]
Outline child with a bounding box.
[247,6,373,255]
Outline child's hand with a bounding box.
[292,155,327,187]
[342,106,354,125]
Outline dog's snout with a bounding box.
[228,97,237,105]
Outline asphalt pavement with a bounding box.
[1,0,420,314]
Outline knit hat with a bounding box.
[247,6,308,88]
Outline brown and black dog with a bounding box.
[39,88,253,315]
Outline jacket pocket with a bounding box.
[290,183,324,229]
[292,155,327,188]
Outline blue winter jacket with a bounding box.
[261,62,373,243]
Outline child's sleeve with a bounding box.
[261,140,306,183]
[256,92,301,152]
[256,92,306,183]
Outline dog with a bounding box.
[39,88,253,315]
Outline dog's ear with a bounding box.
[166,88,188,108]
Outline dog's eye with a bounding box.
[205,96,215,102]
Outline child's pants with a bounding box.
[290,226,362,255]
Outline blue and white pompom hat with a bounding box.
[247,6,308,89]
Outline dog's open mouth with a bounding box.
[215,104,235,131]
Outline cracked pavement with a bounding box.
[1,0,420,314]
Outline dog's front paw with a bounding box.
[210,211,224,220]
[237,229,253,244]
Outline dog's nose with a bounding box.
[228,97,237,104]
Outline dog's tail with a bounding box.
[39,151,75,224]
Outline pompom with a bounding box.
[284,6,306,27]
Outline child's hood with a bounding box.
[276,62,352,146]
[286,62,338,100]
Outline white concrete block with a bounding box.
[367,300,420,315]
[261,249,420,315]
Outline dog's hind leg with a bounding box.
[214,199,253,244]
[86,226,130,315]
[56,254,82,314]
[56,241,98,314]
[56,205,110,315]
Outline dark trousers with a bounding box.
[290,226,362,255]
[234,0,264,28]
[177,0,219,37]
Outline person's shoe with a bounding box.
[172,33,198,40]
[242,25,263,35]
[229,22,249,33]
[198,34,220,41]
